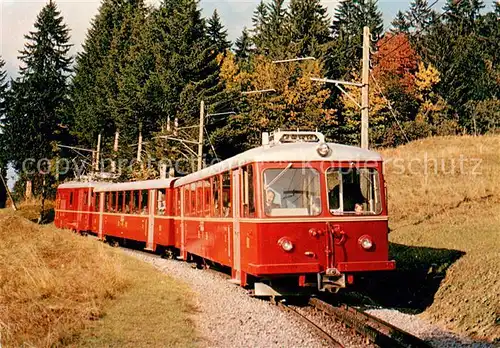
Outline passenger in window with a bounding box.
[265,190,280,214]
[355,203,364,215]
[311,197,321,215]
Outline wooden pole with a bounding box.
[0,171,17,211]
[197,100,205,171]
[111,131,119,173]
[361,26,370,149]
[95,134,102,171]
[137,126,143,162]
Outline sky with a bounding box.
[0,0,446,79]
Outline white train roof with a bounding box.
[58,181,106,189]
[175,142,382,187]
[94,179,177,192]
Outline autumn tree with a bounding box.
[214,52,335,156]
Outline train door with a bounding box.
[98,192,105,240]
[146,189,155,251]
[231,169,242,284]
[180,186,186,259]
[76,189,85,231]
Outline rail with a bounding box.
[309,297,431,348]
[276,301,343,347]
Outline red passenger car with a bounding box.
[55,130,395,295]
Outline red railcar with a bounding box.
[55,130,395,295]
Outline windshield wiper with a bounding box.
[265,163,292,189]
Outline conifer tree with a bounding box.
[287,0,330,57]
[3,1,72,190]
[0,57,8,208]
[327,0,383,79]
[235,27,252,60]
[71,0,145,148]
[251,1,270,51]
[252,0,289,57]
[207,9,231,54]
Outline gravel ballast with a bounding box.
[366,309,496,348]
[125,250,367,347]
[125,249,494,348]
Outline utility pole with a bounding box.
[111,131,119,173]
[95,134,101,172]
[197,100,205,171]
[137,125,143,162]
[309,26,371,149]
[361,26,370,149]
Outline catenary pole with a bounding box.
[197,100,205,171]
[361,26,370,149]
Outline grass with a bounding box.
[0,211,198,347]
[379,135,500,342]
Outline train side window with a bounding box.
[141,190,149,214]
[133,191,140,214]
[157,189,166,215]
[117,192,124,213]
[203,179,211,217]
[190,183,196,216]
[109,192,115,212]
[104,192,109,212]
[124,191,131,214]
[95,193,100,212]
[212,175,221,217]
[183,187,190,216]
[222,172,232,217]
[242,165,255,218]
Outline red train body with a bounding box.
[55,131,395,295]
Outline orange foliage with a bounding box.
[373,33,419,92]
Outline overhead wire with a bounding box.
[204,126,219,162]
[370,71,411,143]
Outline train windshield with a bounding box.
[263,167,321,216]
[326,167,382,215]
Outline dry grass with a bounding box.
[0,212,197,347]
[6,198,55,222]
[380,135,500,342]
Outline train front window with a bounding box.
[263,167,321,217]
[326,167,382,215]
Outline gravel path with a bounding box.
[124,250,367,348]
[366,309,496,348]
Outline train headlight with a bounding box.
[278,237,294,252]
[358,235,373,250]
[317,143,330,157]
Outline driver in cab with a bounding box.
[265,190,280,215]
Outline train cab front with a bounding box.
[246,142,395,296]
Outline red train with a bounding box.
[55,130,395,295]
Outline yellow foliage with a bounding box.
[218,52,335,142]
[415,62,441,101]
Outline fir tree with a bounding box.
[391,10,410,33]
[252,0,289,57]
[287,0,331,57]
[327,0,383,78]
[0,57,7,208]
[251,1,270,51]
[71,0,145,148]
[207,9,231,54]
[235,27,252,60]
[3,1,72,193]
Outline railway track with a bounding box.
[278,297,431,348]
